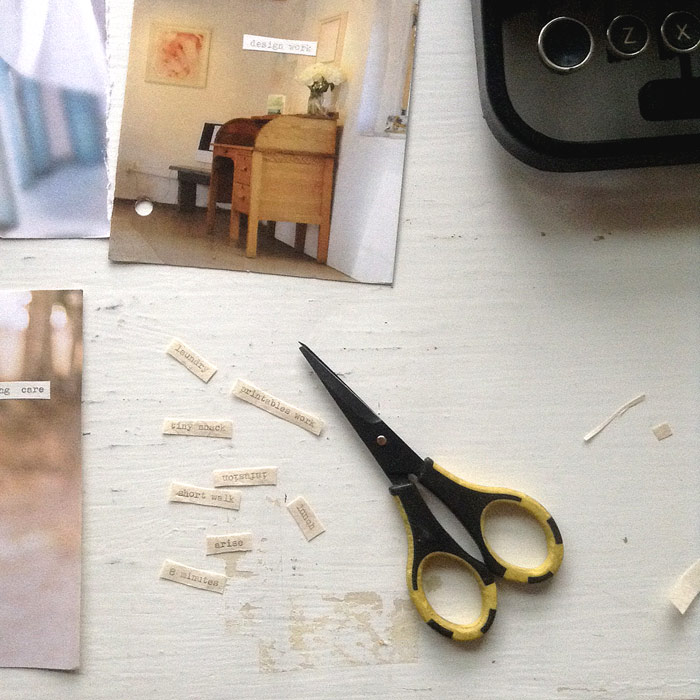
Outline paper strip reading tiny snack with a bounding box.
[213,467,278,487]
[583,393,646,442]
[159,559,227,594]
[206,533,253,555]
[163,419,232,439]
[232,379,324,435]
[287,496,325,541]
[669,559,700,614]
[168,482,241,510]
[0,381,51,400]
[166,338,217,383]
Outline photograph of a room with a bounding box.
[110,0,419,284]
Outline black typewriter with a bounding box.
[471,1,700,170]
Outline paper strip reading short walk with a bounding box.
[287,496,325,541]
[213,467,278,487]
[159,559,227,594]
[163,419,233,439]
[206,532,253,555]
[583,393,646,442]
[0,381,51,400]
[232,379,324,435]
[669,559,700,614]
[168,482,241,510]
[166,338,217,383]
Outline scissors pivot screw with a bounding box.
[376,435,388,446]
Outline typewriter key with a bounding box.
[606,15,650,58]
[661,11,700,53]
[538,17,594,73]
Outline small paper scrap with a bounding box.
[206,532,253,555]
[159,559,227,594]
[583,393,646,442]
[287,496,325,541]
[651,422,673,441]
[232,379,324,435]
[162,419,233,439]
[213,467,278,487]
[166,338,217,383]
[168,482,241,510]
[669,559,700,614]
[0,381,51,400]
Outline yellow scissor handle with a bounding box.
[390,481,498,641]
[420,460,564,584]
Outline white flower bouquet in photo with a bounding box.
[296,63,346,115]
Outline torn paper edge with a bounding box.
[166,338,217,383]
[162,419,233,439]
[287,496,325,541]
[669,559,700,614]
[651,422,673,441]
[159,559,227,594]
[583,393,646,442]
[206,532,253,555]
[168,482,241,510]
[212,467,278,487]
[232,379,324,435]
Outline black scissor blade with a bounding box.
[299,343,424,481]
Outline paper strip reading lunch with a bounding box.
[232,379,324,435]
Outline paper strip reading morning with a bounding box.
[206,533,253,555]
[166,338,217,383]
[159,559,227,594]
[162,419,233,438]
[0,381,51,400]
[168,482,241,510]
[232,379,324,435]
[212,467,278,487]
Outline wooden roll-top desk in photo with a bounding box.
[205,115,338,263]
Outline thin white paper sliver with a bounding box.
[583,394,646,442]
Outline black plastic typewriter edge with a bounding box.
[470,0,700,172]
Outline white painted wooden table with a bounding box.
[1,1,698,697]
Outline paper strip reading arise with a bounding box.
[166,338,217,383]
[162,419,233,439]
[213,467,278,487]
[159,559,227,594]
[287,496,325,541]
[168,482,241,510]
[206,533,253,555]
[232,379,324,435]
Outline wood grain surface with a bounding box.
[1,0,698,697]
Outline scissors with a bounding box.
[299,343,564,642]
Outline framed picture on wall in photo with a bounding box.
[317,13,347,63]
[145,23,211,88]
[109,0,422,285]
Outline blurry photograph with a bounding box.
[0,290,83,670]
[109,0,419,284]
[0,0,109,238]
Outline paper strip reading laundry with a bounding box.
[166,338,217,383]
[162,419,233,439]
[168,482,241,510]
[583,393,646,442]
[669,559,700,614]
[159,559,227,594]
[232,379,324,435]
